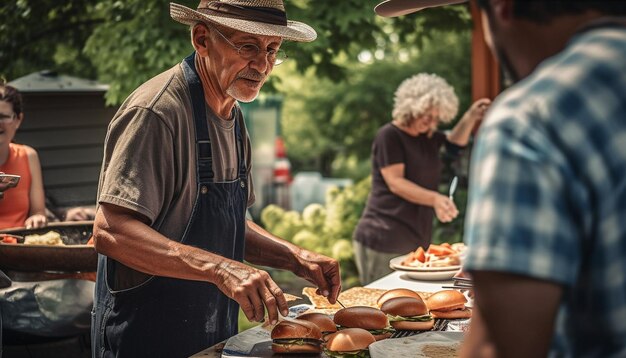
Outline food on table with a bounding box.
[401,243,466,268]
[380,296,435,331]
[419,343,461,357]
[324,328,376,358]
[283,293,302,302]
[376,288,423,307]
[296,312,337,335]
[333,306,392,340]
[302,286,388,309]
[24,231,63,246]
[426,290,472,319]
[1,235,18,244]
[270,319,323,354]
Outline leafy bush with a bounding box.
[260,177,372,288]
[260,175,466,290]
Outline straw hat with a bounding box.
[374,0,468,17]
[170,0,316,42]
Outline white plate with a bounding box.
[369,331,464,358]
[389,254,461,272]
[399,269,458,281]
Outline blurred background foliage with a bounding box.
[1,0,472,184]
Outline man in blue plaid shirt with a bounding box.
[459,1,626,357]
[375,0,626,355]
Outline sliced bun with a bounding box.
[333,306,388,330]
[426,290,468,311]
[325,328,376,352]
[380,296,429,317]
[372,332,392,341]
[297,312,337,334]
[271,342,321,354]
[431,308,472,319]
[271,319,322,340]
[390,319,434,331]
[377,288,422,307]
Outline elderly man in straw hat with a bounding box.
[91,1,340,356]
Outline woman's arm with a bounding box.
[447,98,491,146]
[25,146,47,228]
[380,163,458,223]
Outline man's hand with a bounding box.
[433,194,459,222]
[292,249,341,304]
[25,213,47,229]
[243,220,342,306]
[214,261,288,325]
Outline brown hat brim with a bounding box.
[374,0,468,17]
[170,2,317,42]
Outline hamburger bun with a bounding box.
[380,296,428,317]
[333,306,388,330]
[371,331,392,341]
[426,290,472,319]
[272,342,322,354]
[297,312,337,334]
[271,319,322,354]
[380,296,434,331]
[390,319,435,331]
[325,328,376,353]
[426,290,467,311]
[377,288,422,307]
[333,306,391,340]
[430,308,472,319]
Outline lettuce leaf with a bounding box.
[386,314,433,322]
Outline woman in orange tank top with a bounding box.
[0,84,47,229]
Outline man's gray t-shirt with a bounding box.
[97,61,255,288]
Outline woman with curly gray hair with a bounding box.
[353,73,490,284]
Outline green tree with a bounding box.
[1,0,471,105]
[279,30,472,179]
[0,0,103,81]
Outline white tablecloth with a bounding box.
[366,270,453,292]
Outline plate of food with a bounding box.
[390,243,466,272]
[398,269,459,281]
[0,222,96,272]
[390,255,461,272]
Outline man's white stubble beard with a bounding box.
[227,84,260,103]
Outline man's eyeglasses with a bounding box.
[210,26,288,66]
[0,113,16,124]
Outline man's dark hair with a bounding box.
[475,0,626,24]
[0,84,23,116]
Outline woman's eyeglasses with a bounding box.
[210,26,288,66]
[0,113,16,124]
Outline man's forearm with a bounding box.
[94,205,227,284]
[244,219,298,271]
[465,271,562,358]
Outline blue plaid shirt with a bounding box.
[464,23,626,357]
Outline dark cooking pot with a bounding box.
[0,221,96,273]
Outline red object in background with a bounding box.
[1,235,18,244]
[273,137,292,184]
